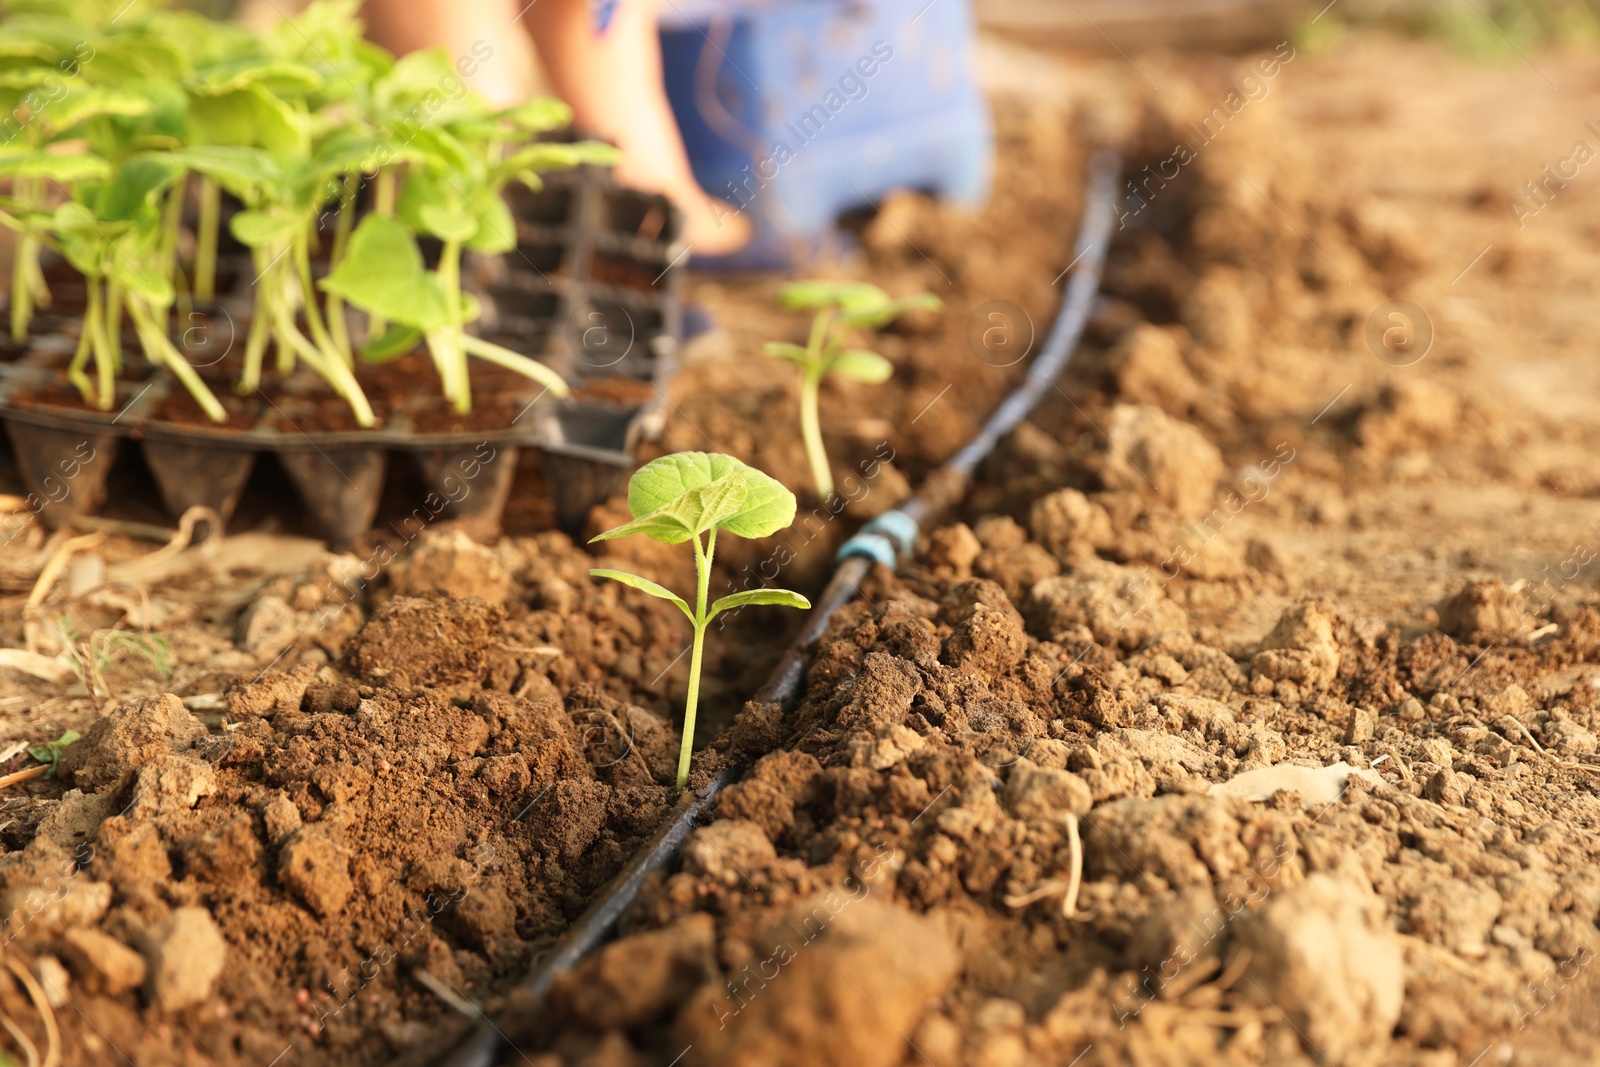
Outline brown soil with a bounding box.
[264,394,396,435]
[150,390,264,430]
[7,381,143,420]
[571,377,659,406]
[409,395,534,436]
[1,25,1599,1067]
[587,255,661,291]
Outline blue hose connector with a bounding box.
[836,508,920,570]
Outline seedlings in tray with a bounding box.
[589,452,810,788]
[766,280,941,500]
[0,0,623,426]
[323,98,616,412]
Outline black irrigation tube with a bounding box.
[436,150,1121,1067]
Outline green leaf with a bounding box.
[94,152,184,223]
[0,151,111,183]
[0,67,63,90]
[464,188,515,254]
[197,59,325,96]
[622,452,797,541]
[588,568,692,621]
[837,292,944,328]
[718,468,797,539]
[400,125,475,178]
[49,201,101,237]
[187,84,307,158]
[493,141,620,183]
[112,257,172,304]
[319,213,450,331]
[658,473,748,536]
[83,33,188,84]
[166,145,279,201]
[228,208,300,248]
[46,87,153,134]
[373,47,458,107]
[761,341,811,365]
[359,322,423,362]
[0,42,53,63]
[591,475,748,545]
[418,202,477,243]
[779,279,887,311]
[828,349,894,384]
[709,589,811,616]
[499,97,573,133]
[588,512,695,546]
[27,728,80,778]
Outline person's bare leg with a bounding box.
[361,0,531,106]
[520,0,750,254]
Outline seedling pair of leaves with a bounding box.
[28,729,79,778]
[321,98,616,412]
[589,452,810,788]
[764,280,941,500]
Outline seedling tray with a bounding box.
[0,169,686,546]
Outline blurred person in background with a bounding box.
[361,0,751,254]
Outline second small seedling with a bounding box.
[590,452,809,788]
[766,280,941,501]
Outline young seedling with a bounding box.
[28,729,80,779]
[765,280,941,501]
[325,97,615,412]
[589,452,809,788]
[57,614,174,702]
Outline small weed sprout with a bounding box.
[28,730,81,779]
[765,280,941,500]
[58,613,174,703]
[589,452,809,788]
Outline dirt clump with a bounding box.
[1096,403,1224,520]
[143,906,228,1011]
[0,563,680,1065]
[59,928,147,995]
[1251,601,1342,693]
[277,827,355,918]
[548,913,718,1031]
[1103,322,1202,416]
[387,528,512,603]
[674,897,961,1067]
[60,693,208,792]
[1439,578,1531,644]
[1234,875,1405,1067]
[1029,488,1114,563]
[344,595,504,691]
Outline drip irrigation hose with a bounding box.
[435,150,1120,1067]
